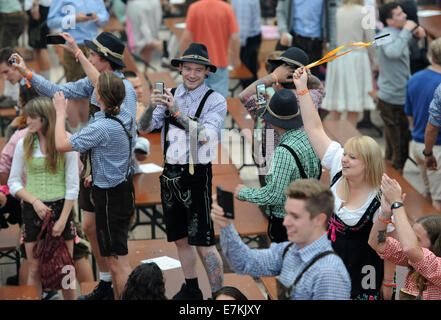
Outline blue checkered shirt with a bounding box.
[220,224,351,300]
[29,71,137,188]
[231,0,262,46]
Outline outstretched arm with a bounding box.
[292,67,332,160]
[53,92,74,152]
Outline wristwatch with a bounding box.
[390,202,404,211]
[422,149,433,157]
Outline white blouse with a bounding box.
[8,138,79,201]
[322,141,394,231]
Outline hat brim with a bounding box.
[267,58,303,69]
[84,39,126,69]
[170,58,217,73]
[257,105,303,130]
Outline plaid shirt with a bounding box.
[238,129,321,218]
[244,88,325,174]
[231,0,262,46]
[220,224,351,300]
[379,237,441,300]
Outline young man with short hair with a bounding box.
[212,178,351,300]
[140,43,226,300]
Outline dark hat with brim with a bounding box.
[267,47,309,69]
[84,32,126,68]
[171,43,217,73]
[257,89,303,130]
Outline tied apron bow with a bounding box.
[327,216,345,242]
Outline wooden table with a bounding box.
[0,285,39,300]
[132,132,268,240]
[418,6,441,39]
[81,239,266,300]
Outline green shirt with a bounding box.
[0,0,22,13]
[238,129,321,218]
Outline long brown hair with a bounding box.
[96,72,126,116]
[409,215,441,292]
[23,97,64,173]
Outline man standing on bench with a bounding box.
[139,43,226,300]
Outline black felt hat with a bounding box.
[85,32,126,68]
[267,47,309,69]
[257,89,303,130]
[171,43,217,72]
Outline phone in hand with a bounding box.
[7,57,16,65]
[86,13,93,16]
[256,83,266,105]
[216,186,234,219]
[155,81,164,95]
[46,34,65,45]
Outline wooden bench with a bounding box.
[0,137,6,152]
[259,276,277,300]
[0,285,39,300]
[80,238,266,300]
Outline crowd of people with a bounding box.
[1,0,441,301]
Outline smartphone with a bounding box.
[7,57,16,65]
[256,83,266,105]
[86,13,93,16]
[155,81,164,95]
[46,34,65,45]
[216,186,234,219]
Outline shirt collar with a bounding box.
[294,233,332,262]
[279,128,301,142]
[175,82,209,101]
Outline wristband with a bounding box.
[377,215,392,224]
[172,109,181,118]
[382,281,396,288]
[422,149,433,157]
[25,71,34,80]
[297,88,309,96]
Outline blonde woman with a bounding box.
[8,97,79,300]
[293,67,396,300]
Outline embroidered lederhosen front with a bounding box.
[276,243,336,300]
[327,171,384,300]
[159,88,216,246]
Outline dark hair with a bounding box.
[19,84,39,106]
[212,286,248,300]
[0,47,18,64]
[121,263,167,300]
[379,2,400,26]
[123,70,138,79]
[96,72,125,116]
[96,51,123,71]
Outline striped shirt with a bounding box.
[28,71,137,144]
[378,237,441,300]
[220,224,351,300]
[231,0,262,46]
[428,83,441,128]
[238,129,321,218]
[151,83,227,164]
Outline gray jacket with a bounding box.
[377,27,416,105]
[276,0,339,49]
